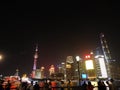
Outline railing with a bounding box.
[8,86,120,90]
[40,86,82,90]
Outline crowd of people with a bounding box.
[80,78,117,90]
[0,78,118,90]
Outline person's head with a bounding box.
[106,81,109,84]
[31,81,33,84]
[88,81,92,85]
[110,78,114,83]
[35,82,38,84]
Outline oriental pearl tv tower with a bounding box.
[32,44,38,78]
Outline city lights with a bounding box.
[76,56,81,86]
[85,54,91,59]
[85,60,94,70]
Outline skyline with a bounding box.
[0,31,119,76]
[0,1,120,76]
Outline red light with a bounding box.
[85,55,91,59]
[88,55,90,58]
[85,55,88,58]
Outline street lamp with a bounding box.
[76,56,81,86]
[61,62,67,80]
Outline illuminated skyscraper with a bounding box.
[95,55,108,78]
[33,44,38,70]
[31,45,45,79]
[84,54,96,80]
[100,33,111,78]
[49,65,55,75]
[32,44,39,78]
[66,56,76,80]
[100,33,111,62]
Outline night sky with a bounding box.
[0,1,120,76]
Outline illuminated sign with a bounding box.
[66,64,71,68]
[85,60,94,70]
[81,74,87,79]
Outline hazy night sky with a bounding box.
[0,1,120,76]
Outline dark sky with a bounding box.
[0,1,120,76]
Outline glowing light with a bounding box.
[99,57,108,78]
[85,55,91,59]
[66,64,71,68]
[21,74,30,83]
[0,55,2,60]
[41,66,45,70]
[85,60,94,70]
[81,74,87,79]
[76,56,80,61]
[61,62,65,65]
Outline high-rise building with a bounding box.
[33,44,38,71]
[95,55,108,78]
[66,56,76,80]
[32,44,38,78]
[49,65,55,75]
[31,44,44,79]
[84,54,96,80]
[92,33,120,79]
[93,33,120,79]
[99,33,111,78]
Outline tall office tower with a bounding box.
[40,66,45,79]
[66,56,75,80]
[100,33,111,62]
[100,33,111,78]
[49,65,55,75]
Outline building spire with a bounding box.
[14,68,19,76]
[33,44,38,70]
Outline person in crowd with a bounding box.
[27,81,33,90]
[98,80,107,90]
[5,80,11,90]
[106,79,117,90]
[0,80,4,90]
[81,81,87,90]
[61,81,64,90]
[33,81,39,90]
[86,81,94,90]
